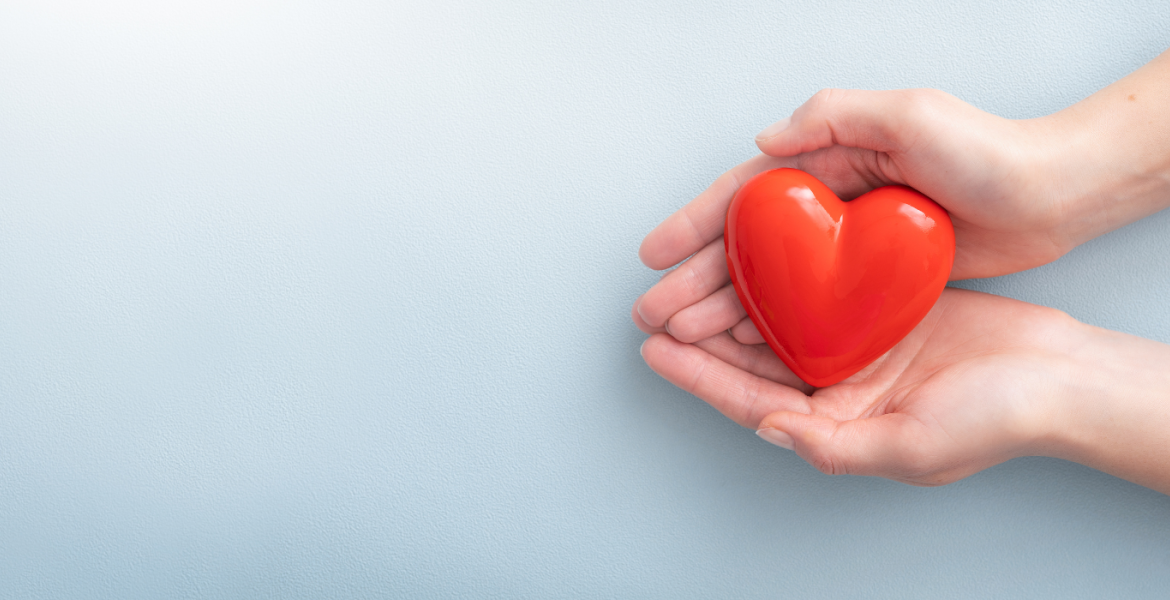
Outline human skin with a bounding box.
[633,48,1170,492]
[635,48,1170,347]
[639,289,1170,495]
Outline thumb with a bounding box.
[754,88,945,158]
[756,410,921,478]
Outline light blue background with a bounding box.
[2,1,1170,597]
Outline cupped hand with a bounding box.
[634,88,1077,345]
[640,289,1083,485]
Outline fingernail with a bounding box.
[636,297,650,324]
[640,338,647,358]
[755,116,791,142]
[663,318,673,337]
[756,427,795,450]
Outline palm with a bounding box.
[641,288,1073,485]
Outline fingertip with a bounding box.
[634,287,666,328]
[631,296,666,334]
[637,236,656,269]
[754,116,791,144]
[758,410,801,434]
[638,231,675,271]
[639,332,678,369]
[758,411,835,447]
[774,413,909,477]
[756,412,809,455]
[656,285,745,344]
[756,427,795,451]
[730,317,765,345]
[754,117,797,157]
[638,221,678,271]
[635,294,650,324]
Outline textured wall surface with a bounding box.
[2,1,1170,598]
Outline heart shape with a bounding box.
[724,168,954,387]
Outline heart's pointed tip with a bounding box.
[792,369,851,389]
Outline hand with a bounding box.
[634,88,1072,345]
[635,48,1170,345]
[634,50,1170,493]
[640,289,1082,485]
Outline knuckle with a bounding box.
[717,168,740,193]
[684,352,711,395]
[881,89,944,149]
[679,264,707,298]
[900,88,950,121]
[809,451,848,476]
[1040,305,1074,323]
[895,90,929,120]
[678,206,706,249]
[1027,305,1081,345]
[740,377,767,423]
[808,87,839,112]
[667,316,699,344]
[903,87,941,106]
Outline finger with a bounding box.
[636,238,729,328]
[757,410,922,479]
[661,284,745,344]
[692,331,812,394]
[788,145,894,200]
[730,317,764,345]
[639,153,793,270]
[641,333,810,428]
[755,88,944,158]
[631,294,666,334]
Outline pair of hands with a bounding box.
[633,69,1170,488]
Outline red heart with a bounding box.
[724,168,954,387]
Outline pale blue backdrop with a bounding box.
[2,1,1170,598]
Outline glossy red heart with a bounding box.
[724,168,954,387]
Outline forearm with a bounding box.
[1044,322,1170,495]
[1039,48,1170,246]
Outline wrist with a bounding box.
[1022,112,1125,252]
[1036,321,1170,493]
[1031,57,1170,250]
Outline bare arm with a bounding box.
[1039,48,1170,252]
[1048,324,1170,495]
